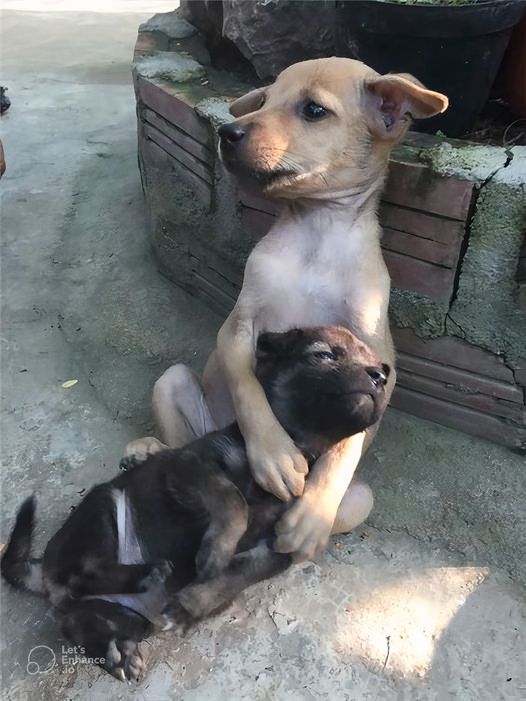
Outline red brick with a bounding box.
[390,387,526,450]
[239,191,282,217]
[383,250,455,301]
[143,107,212,164]
[392,328,516,384]
[396,351,523,404]
[396,368,525,423]
[384,160,473,222]
[381,227,460,268]
[517,234,526,309]
[142,136,211,206]
[135,76,211,145]
[240,206,276,237]
[144,124,213,184]
[379,203,465,246]
[513,364,526,389]
[191,270,237,315]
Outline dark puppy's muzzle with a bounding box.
[365,364,389,389]
[330,363,389,401]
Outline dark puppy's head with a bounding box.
[255,326,389,452]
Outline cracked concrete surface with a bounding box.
[1,5,525,700]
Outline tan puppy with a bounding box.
[126,58,447,561]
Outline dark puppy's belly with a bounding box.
[113,486,205,577]
[82,487,205,626]
[111,464,208,569]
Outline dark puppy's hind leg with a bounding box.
[193,476,249,580]
[196,499,286,580]
[163,542,291,630]
[60,599,153,682]
[166,456,249,580]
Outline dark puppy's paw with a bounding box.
[160,598,194,636]
[119,456,139,472]
[104,639,147,683]
[139,560,173,592]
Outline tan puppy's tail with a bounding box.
[1,496,45,594]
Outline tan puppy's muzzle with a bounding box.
[218,122,246,147]
[218,117,298,190]
[217,121,251,173]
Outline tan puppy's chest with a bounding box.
[245,218,390,344]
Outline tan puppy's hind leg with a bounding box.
[121,364,218,467]
[331,480,374,535]
[152,364,217,448]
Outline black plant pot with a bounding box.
[334,0,526,137]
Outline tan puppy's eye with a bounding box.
[301,101,328,122]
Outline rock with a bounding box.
[181,0,337,81]
[139,11,197,40]
[180,0,224,46]
[222,0,337,81]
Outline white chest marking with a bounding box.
[112,488,144,565]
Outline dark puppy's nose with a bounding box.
[218,122,245,144]
[365,366,388,388]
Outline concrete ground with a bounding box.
[1,4,525,700]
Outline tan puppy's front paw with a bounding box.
[120,436,168,471]
[247,429,308,502]
[274,493,335,562]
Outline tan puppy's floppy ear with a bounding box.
[229,88,266,118]
[365,73,448,139]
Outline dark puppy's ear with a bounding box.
[365,73,448,140]
[256,329,304,360]
[229,88,266,117]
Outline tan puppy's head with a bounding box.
[218,57,448,200]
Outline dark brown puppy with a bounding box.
[1,326,389,683]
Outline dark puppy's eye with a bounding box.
[313,351,336,361]
[302,101,328,122]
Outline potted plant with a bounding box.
[501,10,526,115]
[334,0,526,136]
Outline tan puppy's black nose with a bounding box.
[365,366,388,388]
[218,122,245,144]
